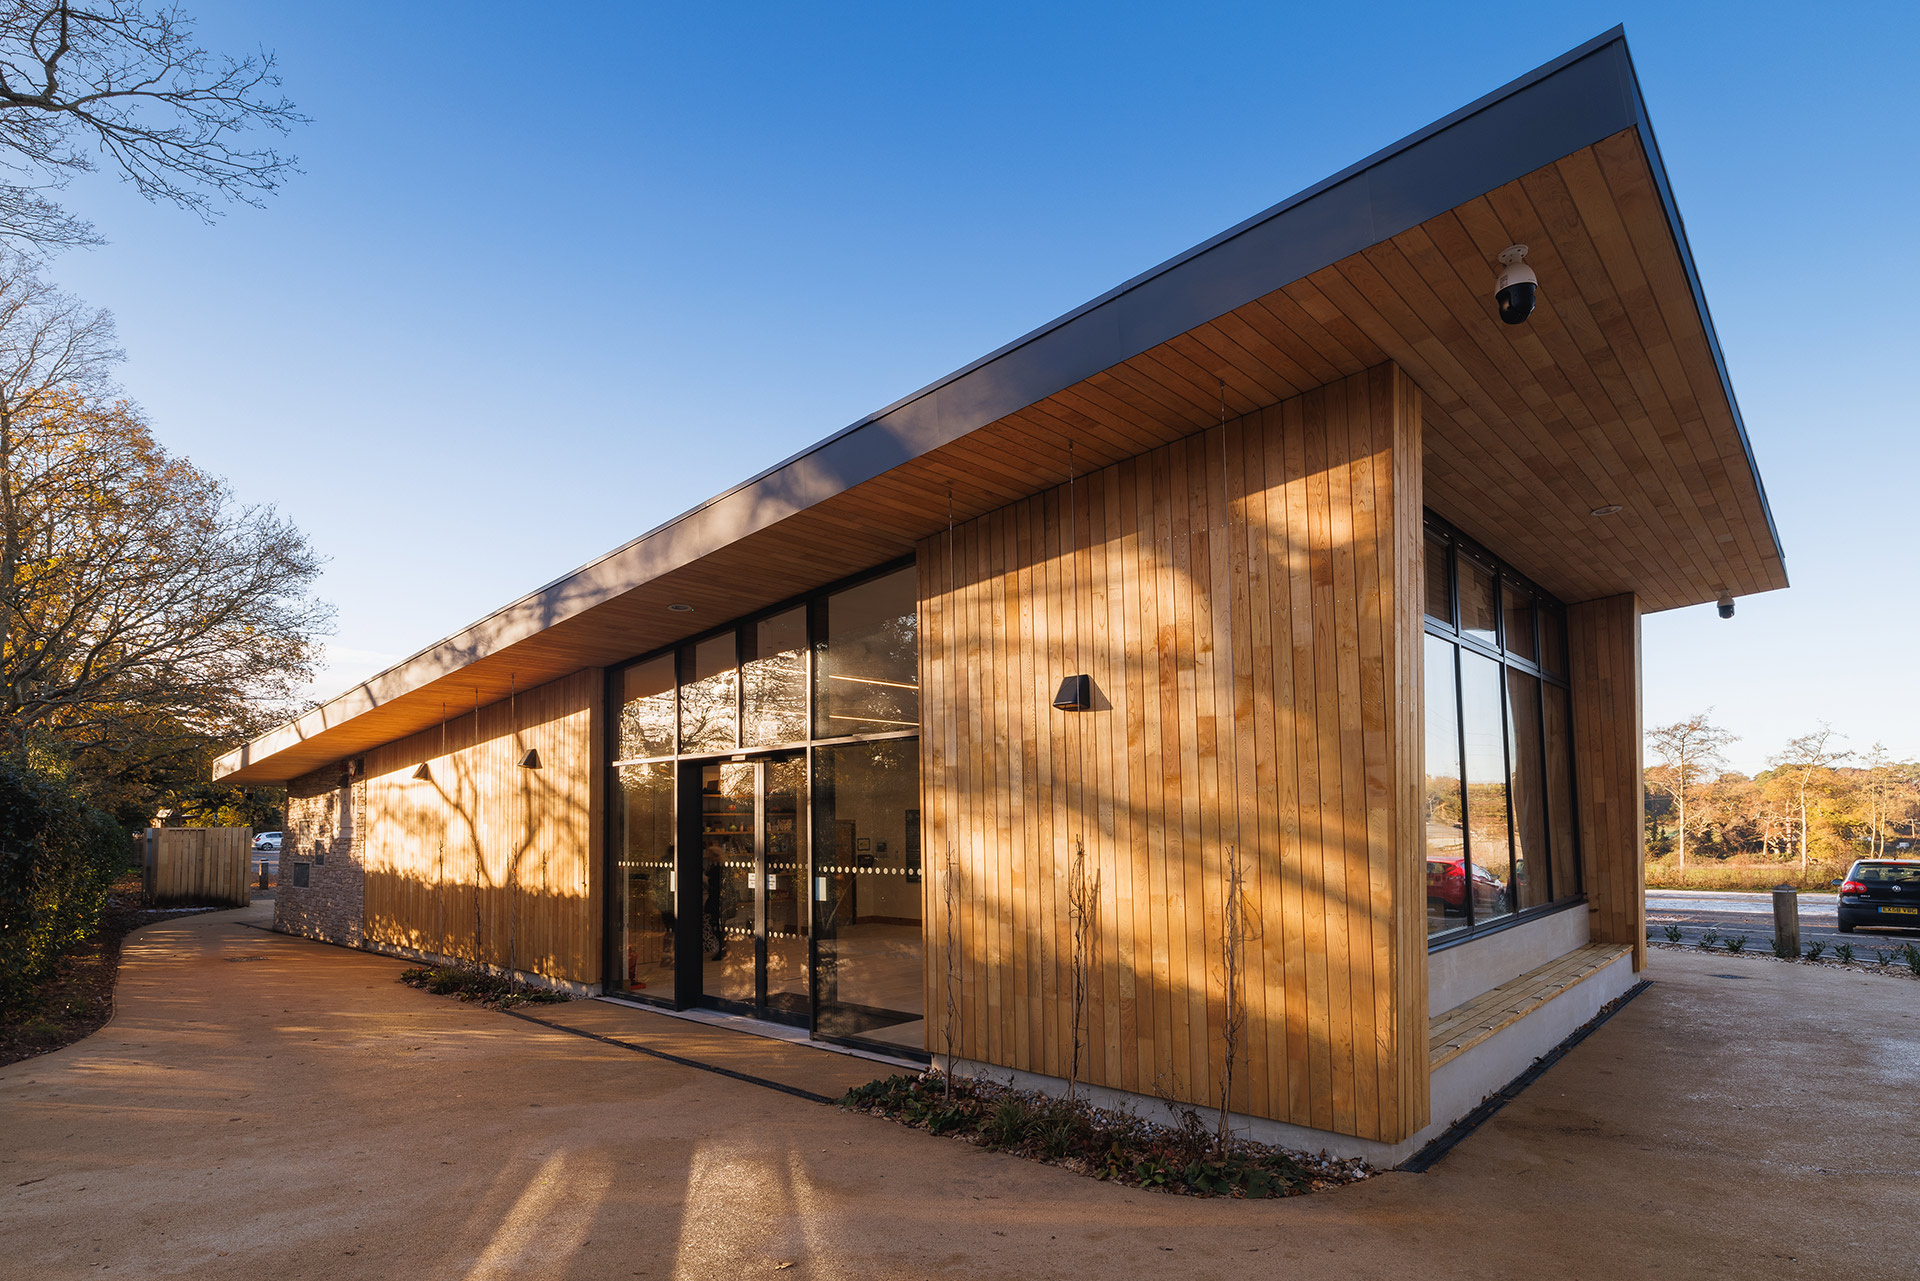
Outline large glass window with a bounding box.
[606,561,922,1056]
[815,566,920,737]
[614,762,676,993]
[1424,635,1468,938]
[743,607,808,746]
[812,739,923,1049]
[1460,651,1515,927]
[1423,518,1580,942]
[618,655,676,760]
[679,633,738,753]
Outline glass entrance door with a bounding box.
[697,754,808,1023]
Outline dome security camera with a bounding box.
[1717,593,1735,620]
[1495,245,1537,325]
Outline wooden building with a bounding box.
[219,30,1783,1162]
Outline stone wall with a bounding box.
[276,762,366,947]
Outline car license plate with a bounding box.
[1883,906,1919,916]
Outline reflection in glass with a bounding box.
[1459,558,1498,647]
[1503,581,1536,662]
[812,739,924,1050]
[680,634,738,753]
[762,756,809,1019]
[1506,669,1549,909]
[614,763,675,996]
[1424,636,1468,937]
[1544,683,1580,901]
[1539,605,1567,677]
[618,655,676,760]
[700,762,755,1006]
[815,566,919,737]
[1425,532,1453,623]
[1460,651,1514,924]
[744,607,808,746]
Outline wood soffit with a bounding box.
[216,30,1783,784]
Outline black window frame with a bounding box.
[601,556,922,1035]
[1423,514,1583,951]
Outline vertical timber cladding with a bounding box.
[359,668,606,984]
[1568,594,1646,971]
[920,364,1429,1144]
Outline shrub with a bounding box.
[1661,923,1683,943]
[839,1072,1331,1198]
[1904,944,1920,978]
[1723,934,1748,955]
[1803,940,1826,962]
[1696,928,1719,951]
[1833,942,1854,965]
[397,964,572,1009]
[0,760,128,1014]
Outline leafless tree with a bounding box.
[1769,725,1850,875]
[0,257,329,754]
[0,2,302,253]
[1645,711,1738,871]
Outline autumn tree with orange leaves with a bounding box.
[0,258,328,800]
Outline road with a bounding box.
[1647,889,1920,954]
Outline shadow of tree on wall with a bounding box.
[360,670,599,984]
[918,368,1429,1143]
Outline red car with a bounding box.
[1427,856,1508,918]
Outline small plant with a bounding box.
[1770,937,1796,960]
[1696,927,1720,950]
[982,1095,1035,1150]
[1833,942,1854,965]
[1723,934,1747,955]
[839,1073,1337,1197]
[1029,1099,1089,1161]
[1662,923,1683,943]
[1904,943,1920,978]
[398,964,571,1009]
[1804,940,1827,962]
[1876,949,1894,967]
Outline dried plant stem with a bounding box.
[943,843,959,1101]
[1217,842,1252,1156]
[1067,837,1100,1102]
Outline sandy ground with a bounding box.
[3,902,1917,1280]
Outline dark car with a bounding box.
[1836,860,1920,934]
[1427,856,1507,918]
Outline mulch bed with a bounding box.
[0,872,222,1068]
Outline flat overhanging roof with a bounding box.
[217,26,1784,786]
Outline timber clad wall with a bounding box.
[919,364,1429,1143]
[1569,594,1646,970]
[358,669,605,985]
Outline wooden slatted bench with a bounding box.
[1429,942,1634,1070]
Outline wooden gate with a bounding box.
[142,827,254,907]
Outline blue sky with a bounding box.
[46,1,1920,776]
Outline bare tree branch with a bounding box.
[0,2,303,253]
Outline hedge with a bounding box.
[0,759,129,1014]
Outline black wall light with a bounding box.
[1053,674,1091,712]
